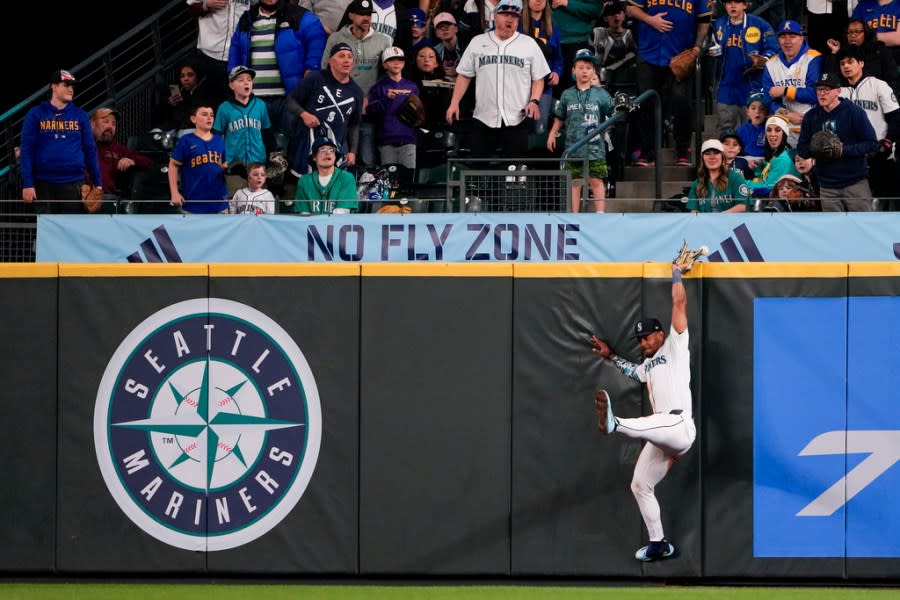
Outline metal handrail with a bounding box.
[0,0,195,190]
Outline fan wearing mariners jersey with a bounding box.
[837,45,900,209]
[590,262,697,563]
[230,162,277,214]
[762,20,823,147]
[445,0,551,158]
[711,0,778,134]
[852,0,900,55]
[626,0,712,167]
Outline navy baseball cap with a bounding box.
[634,318,664,338]
[309,137,342,159]
[776,20,803,36]
[719,127,743,148]
[330,42,354,58]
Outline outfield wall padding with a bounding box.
[0,262,896,580]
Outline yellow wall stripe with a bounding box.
[209,263,360,277]
[848,262,900,277]
[0,264,58,278]
[514,263,644,278]
[362,263,513,277]
[58,263,208,277]
[701,262,848,278]
[9,262,897,279]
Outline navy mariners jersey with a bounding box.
[171,132,229,213]
[852,0,900,35]
[629,0,713,67]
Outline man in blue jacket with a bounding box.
[797,71,877,211]
[228,0,328,145]
[19,70,102,214]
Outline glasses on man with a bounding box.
[847,28,865,35]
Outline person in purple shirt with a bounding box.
[367,46,420,168]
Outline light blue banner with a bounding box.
[37,213,900,263]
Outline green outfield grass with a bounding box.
[0,584,897,600]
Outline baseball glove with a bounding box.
[809,130,843,161]
[396,93,426,129]
[669,47,699,82]
[81,183,103,214]
[376,203,412,214]
[672,239,709,271]
[743,53,767,78]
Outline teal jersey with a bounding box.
[554,85,614,160]
[214,95,271,165]
[686,170,751,212]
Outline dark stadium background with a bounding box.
[4,2,169,110]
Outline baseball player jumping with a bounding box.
[590,262,696,562]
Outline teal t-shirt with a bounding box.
[686,170,751,212]
[554,84,614,160]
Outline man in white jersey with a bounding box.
[838,45,900,209]
[589,262,696,563]
[445,0,550,158]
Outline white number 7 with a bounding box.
[796,431,900,517]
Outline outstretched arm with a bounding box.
[590,335,640,381]
[671,264,688,334]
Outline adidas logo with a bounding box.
[126,225,183,263]
[707,224,764,262]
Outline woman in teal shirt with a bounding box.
[746,115,801,198]
[686,139,751,213]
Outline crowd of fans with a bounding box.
[16,0,900,214]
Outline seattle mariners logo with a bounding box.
[94,298,322,551]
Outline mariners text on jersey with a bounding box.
[39,119,81,132]
[226,116,264,133]
[478,55,526,68]
[644,355,668,374]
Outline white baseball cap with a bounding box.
[381,46,405,63]
[700,139,724,153]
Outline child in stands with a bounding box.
[168,103,229,214]
[547,49,614,213]
[367,47,420,169]
[230,162,276,214]
[719,128,754,179]
[737,92,768,168]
